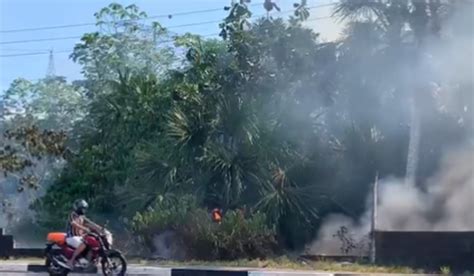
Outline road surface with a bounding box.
[0,262,172,275]
[0,262,444,275]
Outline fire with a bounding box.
[211,208,222,223]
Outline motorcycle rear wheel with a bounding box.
[101,250,127,276]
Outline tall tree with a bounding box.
[71,3,175,97]
[332,0,463,185]
[0,77,79,228]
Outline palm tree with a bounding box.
[333,0,453,184]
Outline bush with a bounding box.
[131,194,197,243]
[132,194,278,260]
[181,209,278,260]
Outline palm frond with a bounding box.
[333,0,387,23]
[166,107,209,150]
[254,165,322,226]
[215,95,260,146]
[167,108,193,146]
[201,142,246,206]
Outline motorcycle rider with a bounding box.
[64,199,103,270]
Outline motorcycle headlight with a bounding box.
[105,231,113,246]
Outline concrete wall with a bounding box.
[0,228,43,258]
[0,228,14,258]
[375,231,474,267]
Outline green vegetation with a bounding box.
[440,266,452,275]
[1,0,472,261]
[132,194,277,260]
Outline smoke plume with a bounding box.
[378,147,474,231]
[307,146,474,255]
[307,1,473,255]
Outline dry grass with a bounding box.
[135,257,425,274]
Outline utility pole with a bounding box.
[370,171,379,264]
[405,95,420,185]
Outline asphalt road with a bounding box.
[0,263,444,276]
[0,263,172,276]
[0,264,338,276]
[0,272,160,276]
[0,272,168,276]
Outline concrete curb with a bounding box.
[331,274,441,276]
[249,271,441,276]
[0,263,172,275]
[0,264,28,272]
[249,271,334,276]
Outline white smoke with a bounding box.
[378,147,474,231]
[307,214,371,256]
[307,1,474,255]
[307,147,474,255]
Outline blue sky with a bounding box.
[0,0,341,92]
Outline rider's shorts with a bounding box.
[66,236,83,248]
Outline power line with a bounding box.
[0,48,51,52]
[0,50,70,57]
[0,32,221,57]
[0,2,267,34]
[1,23,95,34]
[0,36,82,45]
[0,4,335,46]
[0,2,336,34]
[0,14,333,57]
[165,4,335,30]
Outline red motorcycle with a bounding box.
[44,229,127,276]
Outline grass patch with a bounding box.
[136,257,425,274]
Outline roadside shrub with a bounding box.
[132,194,278,260]
[181,209,278,260]
[131,194,197,244]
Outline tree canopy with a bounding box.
[1,0,472,257]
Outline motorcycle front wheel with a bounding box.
[101,250,127,276]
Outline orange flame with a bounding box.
[211,208,222,223]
